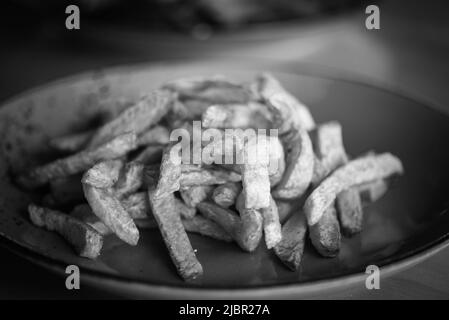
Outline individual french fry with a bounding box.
[309,206,341,257]
[336,188,363,236]
[18,132,137,188]
[211,182,241,208]
[272,129,314,199]
[28,204,103,259]
[304,153,404,226]
[274,211,307,271]
[133,145,164,164]
[153,144,182,199]
[148,190,203,281]
[180,185,214,208]
[182,215,233,242]
[259,196,282,249]
[202,102,273,129]
[255,73,315,132]
[356,179,389,203]
[81,159,124,189]
[113,162,144,198]
[137,125,170,146]
[87,90,174,148]
[83,184,139,245]
[49,129,94,153]
[235,194,264,252]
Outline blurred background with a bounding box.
[0,0,449,299]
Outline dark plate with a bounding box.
[0,61,448,299]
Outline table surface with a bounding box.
[0,0,448,299]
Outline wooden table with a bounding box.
[0,0,448,299]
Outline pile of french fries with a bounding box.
[18,73,403,281]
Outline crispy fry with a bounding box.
[272,129,314,199]
[18,132,137,188]
[305,153,404,226]
[255,73,315,132]
[83,184,139,245]
[259,195,282,249]
[336,189,363,236]
[29,204,103,259]
[309,206,341,257]
[202,102,273,129]
[137,125,170,146]
[212,182,241,208]
[356,179,389,203]
[114,162,144,198]
[88,91,174,148]
[235,194,264,252]
[133,145,164,164]
[180,165,241,187]
[148,190,203,281]
[182,215,233,242]
[180,185,214,208]
[153,144,182,199]
[274,211,307,271]
[81,159,124,189]
[49,129,94,153]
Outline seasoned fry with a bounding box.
[336,189,363,236]
[356,179,389,203]
[212,182,241,208]
[87,91,174,148]
[29,204,103,259]
[153,144,182,199]
[305,153,404,226]
[309,206,341,257]
[148,190,203,281]
[83,184,139,245]
[114,162,144,198]
[49,129,94,153]
[133,145,164,164]
[137,125,170,146]
[182,215,233,242]
[259,196,282,249]
[255,73,315,132]
[180,185,214,208]
[81,159,124,189]
[18,132,137,188]
[272,129,314,199]
[274,211,307,271]
[202,102,273,129]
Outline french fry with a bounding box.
[18,132,137,188]
[28,204,103,259]
[255,73,315,132]
[309,206,341,257]
[148,190,203,281]
[356,179,389,203]
[49,129,94,153]
[212,182,241,208]
[235,194,264,252]
[83,184,139,245]
[182,215,233,242]
[81,159,124,189]
[259,195,282,249]
[133,145,164,164]
[114,162,145,198]
[153,144,182,199]
[137,125,170,146]
[336,189,363,236]
[180,185,214,208]
[274,211,307,271]
[87,90,174,148]
[202,102,273,129]
[272,129,314,199]
[304,153,404,226]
